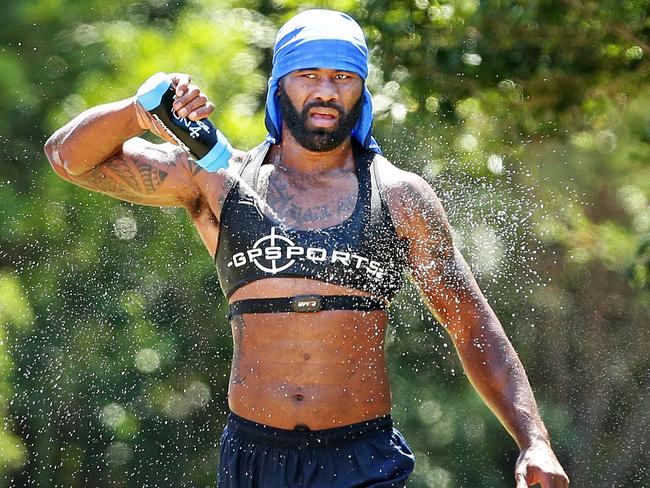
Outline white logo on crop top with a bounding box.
[227,227,385,279]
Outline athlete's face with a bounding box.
[279,68,364,152]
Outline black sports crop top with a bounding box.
[214,141,408,301]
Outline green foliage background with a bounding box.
[1,0,649,486]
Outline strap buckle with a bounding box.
[290,295,323,313]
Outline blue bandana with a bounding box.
[264,9,381,153]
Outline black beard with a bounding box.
[279,83,363,152]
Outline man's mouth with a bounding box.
[309,107,339,119]
[308,107,340,127]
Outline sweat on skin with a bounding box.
[43,8,569,488]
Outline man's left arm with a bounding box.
[384,169,569,488]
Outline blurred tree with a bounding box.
[1,0,648,486]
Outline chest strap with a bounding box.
[229,294,387,319]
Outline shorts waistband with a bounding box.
[225,412,393,448]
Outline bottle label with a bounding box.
[137,72,232,171]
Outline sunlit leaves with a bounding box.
[1,0,649,486]
[0,274,34,332]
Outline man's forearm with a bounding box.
[453,315,551,449]
[45,97,143,176]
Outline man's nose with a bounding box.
[312,77,338,102]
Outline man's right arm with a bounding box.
[44,96,207,208]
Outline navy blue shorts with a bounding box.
[217,412,415,487]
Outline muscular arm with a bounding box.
[44,97,205,208]
[381,162,568,487]
[394,174,549,446]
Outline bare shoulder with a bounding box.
[372,154,450,240]
[179,147,248,258]
[184,147,247,218]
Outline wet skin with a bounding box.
[44,70,570,486]
[225,136,393,429]
[221,70,394,429]
[228,281,392,430]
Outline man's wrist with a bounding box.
[130,95,180,145]
[131,96,152,132]
[520,430,551,450]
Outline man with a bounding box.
[44,9,569,488]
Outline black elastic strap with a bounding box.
[229,294,387,319]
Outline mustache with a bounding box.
[301,101,344,116]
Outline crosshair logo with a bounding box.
[250,227,297,273]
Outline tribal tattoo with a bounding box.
[104,158,144,193]
[78,155,169,200]
[184,158,204,177]
[83,169,134,197]
[137,163,168,193]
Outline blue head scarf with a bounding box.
[264,9,381,154]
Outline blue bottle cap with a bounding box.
[136,72,172,111]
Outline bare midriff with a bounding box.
[227,277,392,430]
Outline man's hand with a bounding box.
[168,73,215,121]
[133,72,216,143]
[515,442,569,487]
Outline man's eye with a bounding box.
[335,74,352,80]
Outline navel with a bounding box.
[292,393,305,402]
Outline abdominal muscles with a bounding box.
[227,309,392,430]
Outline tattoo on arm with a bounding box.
[409,248,478,329]
[83,169,130,196]
[137,163,168,193]
[183,158,204,177]
[81,156,169,197]
[104,158,169,193]
[104,159,142,193]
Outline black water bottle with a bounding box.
[136,72,232,171]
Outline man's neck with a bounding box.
[273,130,356,176]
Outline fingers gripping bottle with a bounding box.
[136,72,232,172]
